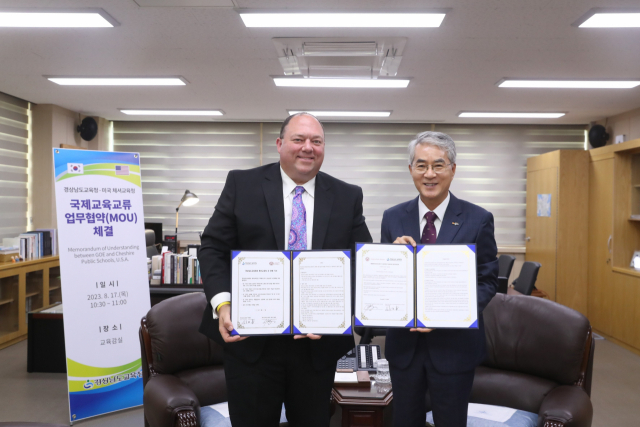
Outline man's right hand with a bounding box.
[218,304,248,343]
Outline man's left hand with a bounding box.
[410,328,434,333]
[294,333,322,340]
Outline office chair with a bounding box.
[512,261,541,296]
[145,229,160,259]
[498,254,516,279]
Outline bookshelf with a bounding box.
[0,256,60,349]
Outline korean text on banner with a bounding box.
[52,149,151,422]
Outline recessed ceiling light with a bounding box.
[239,12,446,28]
[498,79,640,89]
[274,78,410,88]
[0,9,118,27]
[47,77,187,86]
[120,109,223,116]
[459,112,565,118]
[574,9,640,28]
[288,110,391,117]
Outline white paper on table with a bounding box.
[292,250,351,335]
[355,243,414,328]
[415,244,478,328]
[467,403,516,422]
[230,250,291,335]
[334,372,358,383]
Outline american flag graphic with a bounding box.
[115,165,129,175]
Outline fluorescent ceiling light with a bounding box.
[578,12,640,28]
[0,9,117,27]
[274,78,409,88]
[288,110,391,117]
[47,77,187,86]
[240,12,446,28]
[459,112,565,118]
[499,79,640,89]
[120,110,223,116]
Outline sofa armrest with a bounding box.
[144,374,201,427]
[537,386,593,427]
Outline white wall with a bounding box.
[31,104,110,229]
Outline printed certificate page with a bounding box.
[292,250,351,335]
[355,243,414,328]
[231,250,291,335]
[415,244,478,328]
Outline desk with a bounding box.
[332,381,393,427]
[27,303,65,373]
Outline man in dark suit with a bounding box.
[381,131,498,427]
[198,113,372,427]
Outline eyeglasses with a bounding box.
[412,163,452,174]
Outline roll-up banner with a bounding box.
[53,149,151,423]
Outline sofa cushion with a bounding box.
[482,294,590,385]
[200,402,287,427]
[146,293,224,375]
[470,366,557,414]
[427,403,537,427]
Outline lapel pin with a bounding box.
[452,222,459,226]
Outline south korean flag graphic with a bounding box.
[67,163,84,174]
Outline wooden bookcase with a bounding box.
[588,138,640,355]
[0,256,60,350]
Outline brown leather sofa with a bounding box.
[469,293,595,427]
[140,292,293,427]
[140,292,227,427]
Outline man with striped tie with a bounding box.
[381,131,498,427]
[198,113,372,427]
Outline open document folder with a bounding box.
[230,250,352,336]
[354,243,478,329]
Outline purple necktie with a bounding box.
[421,211,437,244]
[288,186,307,250]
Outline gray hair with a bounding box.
[408,131,457,165]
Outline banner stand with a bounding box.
[53,149,151,423]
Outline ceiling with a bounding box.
[0,0,639,124]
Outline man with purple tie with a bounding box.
[381,131,498,427]
[198,113,372,427]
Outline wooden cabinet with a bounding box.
[587,158,614,336]
[587,138,640,353]
[0,256,60,349]
[525,150,589,315]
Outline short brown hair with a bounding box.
[279,112,325,140]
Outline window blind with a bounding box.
[115,121,585,246]
[0,92,29,242]
[112,122,262,240]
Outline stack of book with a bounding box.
[17,229,57,260]
[161,251,202,285]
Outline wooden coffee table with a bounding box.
[332,381,393,427]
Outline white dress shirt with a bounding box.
[418,192,450,239]
[210,167,316,318]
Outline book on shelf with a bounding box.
[36,229,57,256]
[160,251,202,286]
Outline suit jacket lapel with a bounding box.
[312,173,334,250]
[262,164,285,250]
[402,197,421,242]
[437,193,464,243]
